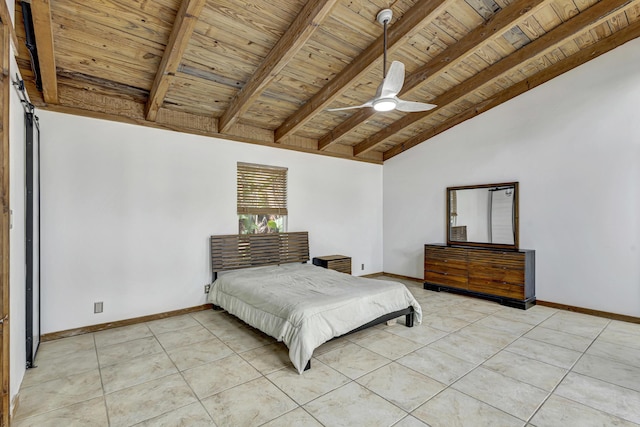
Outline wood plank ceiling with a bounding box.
[13,0,640,164]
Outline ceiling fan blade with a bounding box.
[395,99,437,112]
[380,61,405,98]
[327,101,373,112]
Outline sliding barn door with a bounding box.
[25,111,41,368]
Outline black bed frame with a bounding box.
[209,232,416,371]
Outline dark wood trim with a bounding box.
[0,23,10,427]
[0,0,18,52]
[40,304,214,342]
[377,272,423,284]
[537,300,640,325]
[359,272,384,279]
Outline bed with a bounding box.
[207,232,422,373]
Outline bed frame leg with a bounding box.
[212,305,223,311]
[304,360,311,371]
[405,312,414,327]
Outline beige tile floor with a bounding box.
[12,278,640,426]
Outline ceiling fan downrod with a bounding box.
[376,9,393,78]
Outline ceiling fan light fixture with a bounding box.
[325,9,436,114]
[373,98,397,112]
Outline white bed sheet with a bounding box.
[208,263,422,373]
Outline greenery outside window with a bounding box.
[237,162,288,234]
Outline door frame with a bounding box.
[0,21,11,427]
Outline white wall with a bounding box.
[7,0,27,407]
[9,54,27,411]
[384,38,640,317]
[38,112,383,333]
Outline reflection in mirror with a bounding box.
[447,183,518,249]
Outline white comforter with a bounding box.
[208,263,422,373]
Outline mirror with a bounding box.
[447,182,518,249]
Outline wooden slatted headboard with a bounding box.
[210,232,309,274]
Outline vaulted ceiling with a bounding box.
[13,0,640,163]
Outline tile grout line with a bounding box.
[93,333,112,427]
[524,317,612,425]
[411,310,544,424]
[15,288,640,426]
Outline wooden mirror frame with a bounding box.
[446,182,519,250]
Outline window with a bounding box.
[237,162,288,234]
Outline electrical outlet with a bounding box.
[94,302,103,313]
[361,264,364,270]
[204,284,211,294]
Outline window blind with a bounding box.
[237,162,288,215]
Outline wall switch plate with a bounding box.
[361,264,364,270]
[204,284,211,294]
[94,302,103,313]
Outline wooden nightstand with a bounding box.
[312,255,351,275]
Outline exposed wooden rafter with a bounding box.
[11,0,640,162]
[384,16,640,160]
[319,0,548,151]
[146,0,206,121]
[218,0,340,133]
[274,0,449,143]
[354,0,634,157]
[30,0,58,104]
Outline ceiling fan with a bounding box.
[328,9,437,113]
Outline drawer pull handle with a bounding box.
[444,273,448,276]
[444,260,447,263]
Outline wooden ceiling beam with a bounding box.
[43,82,382,164]
[274,0,449,143]
[0,0,18,51]
[146,0,206,121]
[319,0,547,151]
[383,17,640,160]
[354,0,633,157]
[30,0,58,104]
[218,0,339,133]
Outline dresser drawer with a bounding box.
[327,259,351,274]
[468,277,525,299]
[468,264,525,285]
[467,250,525,268]
[313,255,351,274]
[425,246,467,262]
[424,244,534,309]
[425,259,467,275]
[425,270,467,288]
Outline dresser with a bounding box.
[312,255,352,275]
[424,244,535,309]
